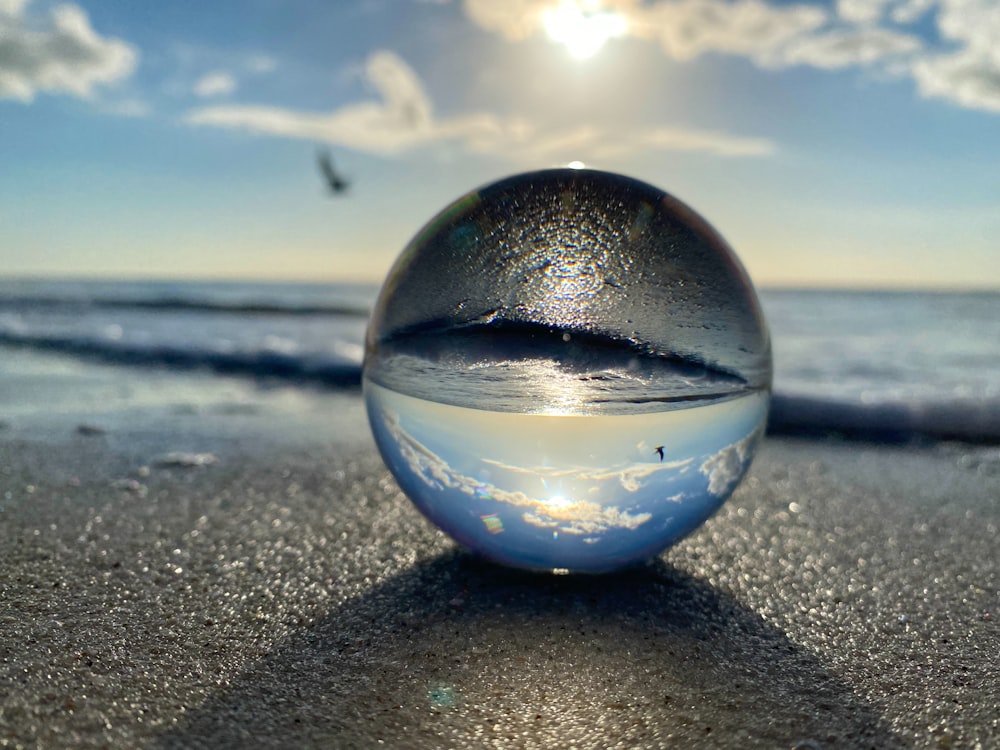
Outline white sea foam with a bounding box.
[1,280,997,440]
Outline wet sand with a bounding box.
[0,369,998,748]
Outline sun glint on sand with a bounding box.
[0,361,997,748]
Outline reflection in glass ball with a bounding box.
[364,169,771,573]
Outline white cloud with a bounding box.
[186,50,506,155]
[836,0,892,24]
[935,0,1000,51]
[365,49,432,128]
[699,425,761,497]
[0,0,26,15]
[463,0,550,41]
[0,1,137,102]
[638,126,776,156]
[585,458,694,491]
[102,98,150,117]
[193,70,236,97]
[779,26,922,69]
[631,0,828,64]
[836,0,930,25]
[890,0,934,24]
[483,455,694,493]
[780,0,1000,111]
[455,0,1000,117]
[380,409,653,536]
[466,119,776,161]
[186,48,774,159]
[909,0,1000,112]
[913,49,1000,113]
[609,0,922,76]
[464,0,828,64]
[465,0,919,72]
[246,54,276,74]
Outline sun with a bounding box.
[542,1,627,60]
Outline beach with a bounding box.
[1,355,997,749]
[5,0,1000,745]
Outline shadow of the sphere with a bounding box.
[156,551,901,749]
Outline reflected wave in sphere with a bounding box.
[364,169,771,573]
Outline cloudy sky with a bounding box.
[2,0,998,287]
[366,379,767,570]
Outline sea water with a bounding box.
[2,281,998,444]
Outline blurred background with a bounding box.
[2,0,999,444]
[1,0,998,288]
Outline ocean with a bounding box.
[1,278,997,443]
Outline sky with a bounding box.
[1,0,999,288]
[366,379,767,569]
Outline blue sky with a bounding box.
[1,0,998,287]
[366,380,767,570]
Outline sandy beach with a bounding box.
[1,359,998,749]
[5,0,1000,744]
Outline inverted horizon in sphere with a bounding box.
[363,168,772,571]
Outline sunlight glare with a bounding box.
[546,495,573,511]
[542,1,627,60]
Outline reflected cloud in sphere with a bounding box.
[364,169,771,572]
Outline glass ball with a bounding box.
[364,169,771,573]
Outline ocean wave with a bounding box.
[768,393,1000,444]
[0,332,362,387]
[3,331,998,443]
[0,295,371,318]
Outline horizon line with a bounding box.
[0,272,997,295]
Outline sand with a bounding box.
[0,367,998,748]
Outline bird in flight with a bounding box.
[317,148,350,195]
[654,445,665,461]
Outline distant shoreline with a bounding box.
[0,273,998,295]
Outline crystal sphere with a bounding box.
[364,169,771,573]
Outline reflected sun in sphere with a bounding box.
[543,1,627,60]
[363,169,772,572]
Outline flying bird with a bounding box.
[654,446,665,461]
[317,149,350,195]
